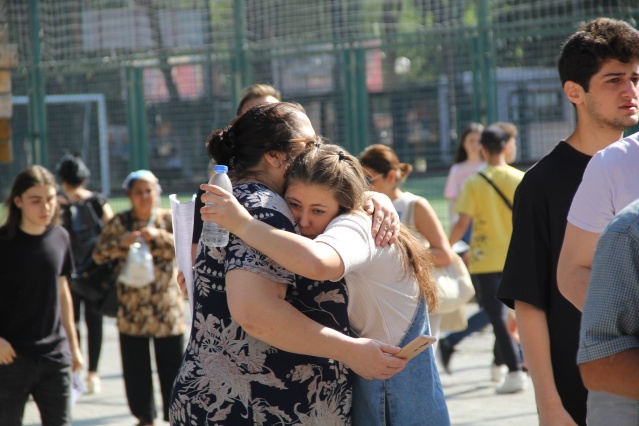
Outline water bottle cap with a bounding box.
[214,165,229,173]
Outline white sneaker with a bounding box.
[87,375,101,394]
[495,371,527,394]
[491,364,508,383]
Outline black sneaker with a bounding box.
[439,340,454,374]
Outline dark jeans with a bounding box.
[441,306,508,365]
[442,309,490,347]
[0,354,72,426]
[473,272,521,372]
[72,291,103,372]
[120,333,184,423]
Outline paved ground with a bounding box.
[24,303,538,425]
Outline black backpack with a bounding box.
[61,194,105,268]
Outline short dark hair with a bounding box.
[558,18,639,92]
[480,125,510,156]
[236,84,282,116]
[56,153,90,187]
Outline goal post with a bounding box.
[12,93,110,196]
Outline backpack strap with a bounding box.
[88,194,105,221]
[477,172,513,210]
[85,196,105,231]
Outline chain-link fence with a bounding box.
[4,1,639,221]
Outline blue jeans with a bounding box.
[0,353,72,426]
[352,298,450,425]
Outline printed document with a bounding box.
[169,194,196,314]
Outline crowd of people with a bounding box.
[2,15,639,426]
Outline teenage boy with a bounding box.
[0,166,84,426]
[499,18,639,425]
[450,125,525,394]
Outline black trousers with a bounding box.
[0,354,71,426]
[119,333,184,423]
[472,272,521,372]
[72,291,103,372]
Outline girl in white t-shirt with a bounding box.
[200,144,450,426]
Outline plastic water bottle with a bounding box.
[201,165,233,247]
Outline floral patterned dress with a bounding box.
[169,182,352,426]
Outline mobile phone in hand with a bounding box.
[394,335,437,360]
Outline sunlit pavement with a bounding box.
[24,303,537,425]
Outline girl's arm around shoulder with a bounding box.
[200,184,344,281]
[362,191,399,246]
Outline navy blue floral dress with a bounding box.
[169,182,352,425]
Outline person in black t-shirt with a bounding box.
[0,166,84,426]
[56,154,114,394]
[497,18,639,425]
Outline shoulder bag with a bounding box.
[403,197,475,318]
[432,253,475,315]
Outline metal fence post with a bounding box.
[342,47,369,156]
[478,0,497,125]
[27,0,47,167]
[231,0,249,110]
[125,66,148,171]
[354,48,369,156]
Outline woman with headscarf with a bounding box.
[93,170,185,426]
